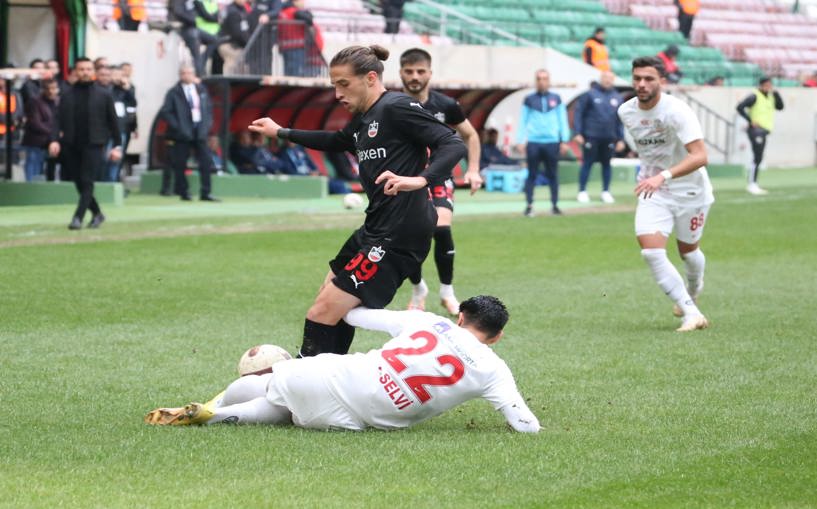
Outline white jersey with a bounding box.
[312,309,540,432]
[618,93,714,206]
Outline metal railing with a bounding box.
[240,20,328,78]
[672,88,735,162]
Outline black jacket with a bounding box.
[58,82,121,147]
[112,84,138,133]
[219,2,253,47]
[159,82,212,142]
[22,95,59,148]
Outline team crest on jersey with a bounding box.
[549,99,557,108]
[653,119,665,132]
[353,132,359,143]
[434,112,446,122]
[610,98,619,107]
[368,245,385,262]
[368,121,379,138]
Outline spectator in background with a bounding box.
[57,57,122,230]
[706,76,724,86]
[22,79,60,182]
[657,45,682,84]
[113,0,147,31]
[280,139,319,176]
[801,71,817,88]
[230,130,262,173]
[516,69,570,217]
[95,66,115,181]
[480,128,517,170]
[21,59,46,104]
[45,59,70,96]
[573,70,625,204]
[66,65,79,86]
[382,0,406,34]
[219,0,254,75]
[159,65,219,201]
[94,57,110,73]
[170,0,220,77]
[206,134,224,173]
[107,66,138,182]
[675,0,699,40]
[279,0,324,77]
[736,76,784,196]
[583,27,610,72]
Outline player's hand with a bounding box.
[573,134,585,146]
[634,173,666,199]
[48,141,60,158]
[109,147,122,162]
[375,171,427,196]
[615,140,626,153]
[559,142,570,156]
[464,167,483,195]
[249,117,281,138]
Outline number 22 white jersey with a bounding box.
[618,93,714,206]
[331,309,540,432]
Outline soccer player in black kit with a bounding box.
[399,48,483,315]
[249,45,466,357]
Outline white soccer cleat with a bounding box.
[441,296,460,316]
[676,314,709,332]
[600,191,615,204]
[577,191,590,203]
[747,183,768,195]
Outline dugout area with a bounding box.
[145,77,522,197]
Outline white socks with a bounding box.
[641,248,701,317]
[439,284,456,300]
[681,248,705,298]
[412,279,429,298]
[209,397,292,425]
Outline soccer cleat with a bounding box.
[88,214,105,229]
[676,314,709,332]
[203,390,226,409]
[747,183,768,195]
[68,217,82,230]
[524,205,535,218]
[551,206,563,216]
[577,191,590,203]
[600,191,615,204]
[144,402,215,426]
[441,296,460,316]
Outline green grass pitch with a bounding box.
[1,170,816,508]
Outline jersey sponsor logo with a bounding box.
[432,321,451,334]
[433,111,446,122]
[368,120,379,138]
[368,245,385,263]
[636,138,667,146]
[357,147,387,162]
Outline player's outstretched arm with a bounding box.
[344,307,421,337]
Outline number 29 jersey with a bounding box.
[332,310,538,431]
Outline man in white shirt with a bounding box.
[145,295,540,433]
[618,57,713,332]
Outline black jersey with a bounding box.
[422,89,467,126]
[286,91,466,241]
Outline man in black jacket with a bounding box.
[218,0,253,75]
[22,79,60,182]
[57,58,122,230]
[159,65,218,201]
[170,0,220,77]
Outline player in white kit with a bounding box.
[618,57,712,332]
[145,296,540,433]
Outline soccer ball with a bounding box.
[237,344,292,376]
[343,193,364,209]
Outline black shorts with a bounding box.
[429,178,455,211]
[329,228,431,308]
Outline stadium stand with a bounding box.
[608,0,815,82]
[401,0,769,85]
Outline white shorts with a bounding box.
[635,197,711,244]
[265,355,365,431]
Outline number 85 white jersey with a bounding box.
[333,308,540,432]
